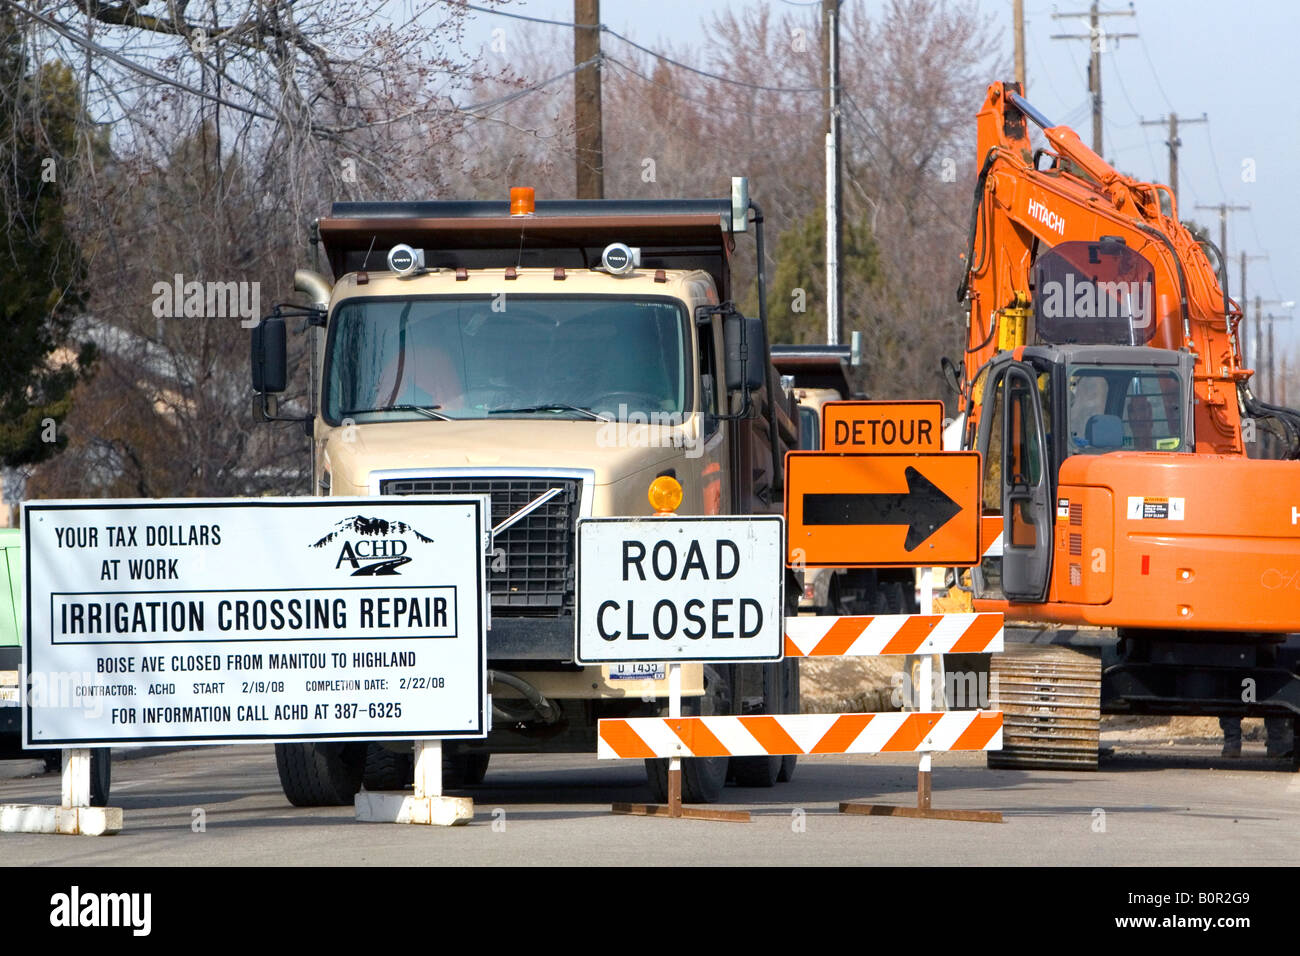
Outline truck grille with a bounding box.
[378,476,581,617]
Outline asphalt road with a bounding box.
[1,738,1297,866]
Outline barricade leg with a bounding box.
[0,748,122,836]
[611,663,750,823]
[355,739,474,826]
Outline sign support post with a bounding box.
[837,575,1002,824]
[784,422,1002,824]
[61,749,91,809]
[916,568,933,811]
[0,747,121,836]
[611,654,750,822]
[413,740,442,799]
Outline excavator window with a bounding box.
[982,377,1005,513]
[1066,366,1184,454]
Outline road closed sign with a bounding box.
[22,497,488,747]
[575,516,784,664]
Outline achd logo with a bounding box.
[310,515,435,576]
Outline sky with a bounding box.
[448,0,1300,368]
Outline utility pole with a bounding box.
[823,0,843,345]
[574,0,603,199]
[1014,0,1026,91]
[1139,112,1206,211]
[1239,253,1267,365]
[1195,202,1249,281]
[1256,302,1295,400]
[1253,295,1294,395]
[1051,1,1137,156]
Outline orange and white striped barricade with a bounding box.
[597,606,1006,824]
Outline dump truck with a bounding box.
[251,181,803,804]
[952,82,1300,768]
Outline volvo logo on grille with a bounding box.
[310,515,435,576]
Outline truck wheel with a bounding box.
[275,742,366,806]
[645,752,728,803]
[778,658,800,783]
[736,634,801,787]
[363,743,413,791]
[644,665,730,803]
[89,749,111,807]
[732,755,781,787]
[443,747,490,788]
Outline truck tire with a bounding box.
[276,741,366,806]
[778,657,800,783]
[732,755,781,787]
[89,749,111,808]
[735,624,801,787]
[645,751,728,804]
[363,743,414,791]
[644,665,730,803]
[443,747,490,788]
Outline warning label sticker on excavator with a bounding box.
[1126,496,1185,520]
[821,401,944,452]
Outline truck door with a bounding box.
[1000,364,1053,601]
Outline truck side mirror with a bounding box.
[724,313,767,392]
[251,316,287,394]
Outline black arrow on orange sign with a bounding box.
[802,466,963,551]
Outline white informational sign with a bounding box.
[575,516,784,664]
[23,497,488,747]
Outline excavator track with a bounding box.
[988,644,1102,771]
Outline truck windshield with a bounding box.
[324,295,687,423]
[1066,365,1185,454]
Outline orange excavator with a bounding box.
[950,81,1300,768]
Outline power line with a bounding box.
[458,0,826,95]
[602,29,823,94]
[457,1,595,30]
[3,0,280,123]
[1200,119,1231,207]
[605,55,824,120]
[458,55,602,116]
[9,0,606,134]
[840,91,963,232]
[1049,1,1138,154]
[1131,10,1176,112]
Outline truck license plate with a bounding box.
[608,662,666,681]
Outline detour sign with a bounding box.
[822,400,944,452]
[785,451,981,568]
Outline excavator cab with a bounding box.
[972,345,1196,603]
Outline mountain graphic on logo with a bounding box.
[310,515,435,550]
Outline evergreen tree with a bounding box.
[0,10,94,467]
[764,207,880,345]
